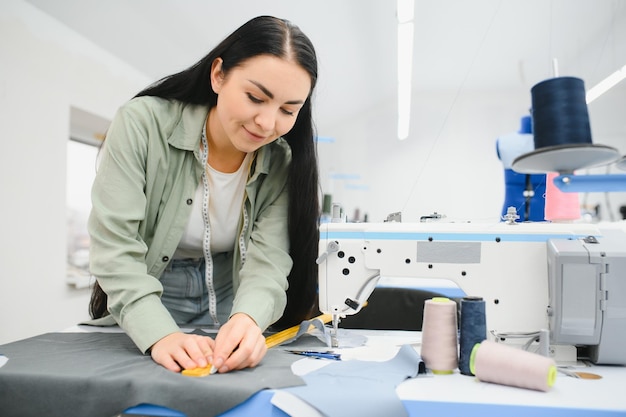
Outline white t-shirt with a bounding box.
[174,153,251,258]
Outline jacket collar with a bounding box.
[165,99,288,181]
[167,101,208,152]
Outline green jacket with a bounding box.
[87,96,293,353]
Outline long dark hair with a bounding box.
[90,16,320,329]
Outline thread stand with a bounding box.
[511,74,623,193]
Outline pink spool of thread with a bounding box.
[421,297,458,374]
[470,340,557,392]
[544,172,580,221]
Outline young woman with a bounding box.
[87,16,320,374]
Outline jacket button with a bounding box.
[186,198,193,205]
[162,256,169,262]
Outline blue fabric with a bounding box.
[282,344,422,417]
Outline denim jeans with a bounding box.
[160,256,233,326]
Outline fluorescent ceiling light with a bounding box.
[397,0,414,23]
[586,64,626,104]
[397,23,414,84]
[397,83,411,140]
[397,0,414,140]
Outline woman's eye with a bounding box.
[247,93,263,104]
[247,92,296,116]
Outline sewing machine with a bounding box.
[317,220,626,365]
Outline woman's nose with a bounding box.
[254,108,276,132]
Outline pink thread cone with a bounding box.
[470,340,557,392]
[544,172,580,221]
[421,298,458,374]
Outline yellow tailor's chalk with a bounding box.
[182,364,217,377]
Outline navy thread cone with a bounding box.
[459,296,487,375]
[531,77,592,149]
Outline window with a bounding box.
[66,107,109,288]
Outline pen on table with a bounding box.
[287,350,341,360]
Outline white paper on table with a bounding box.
[271,390,324,417]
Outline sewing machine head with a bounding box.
[317,220,626,365]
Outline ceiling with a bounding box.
[25,0,626,134]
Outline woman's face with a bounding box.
[209,54,311,153]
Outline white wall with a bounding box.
[319,89,527,223]
[0,0,150,344]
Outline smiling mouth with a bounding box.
[244,127,267,141]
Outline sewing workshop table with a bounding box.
[223,329,626,417]
[1,328,625,417]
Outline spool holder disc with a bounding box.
[511,143,620,175]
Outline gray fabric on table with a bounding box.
[0,332,303,417]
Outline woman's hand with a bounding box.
[150,332,216,372]
[210,313,267,373]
